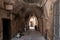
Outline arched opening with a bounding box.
[28,16,38,30]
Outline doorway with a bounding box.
[2,19,11,40]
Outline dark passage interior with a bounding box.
[0,0,57,40]
[2,19,11,40]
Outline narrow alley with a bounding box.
[0,0,59,40]
[12,29,45,40]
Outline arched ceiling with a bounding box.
[13,3,43,20]
[2,0,44,20]
[18,5,43,19]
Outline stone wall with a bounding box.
[43,0,56,40]
[0,0,5,39]
[11,19,17,37]
[0,11,3,40]
[59,0,60,39]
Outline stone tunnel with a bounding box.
[0,0,58,40]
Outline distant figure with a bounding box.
[35,25,37,31]
[24,27,26,32]
[16,31,21,39]
[16,30,24,39]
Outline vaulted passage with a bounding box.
[0,0,58,40]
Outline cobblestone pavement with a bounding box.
[11,30,45,40]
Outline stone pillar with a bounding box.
[43,0,55,40]
[38,17,43,35]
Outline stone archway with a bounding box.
[28,15,38,30]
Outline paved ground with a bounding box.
[11,30,45,40]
